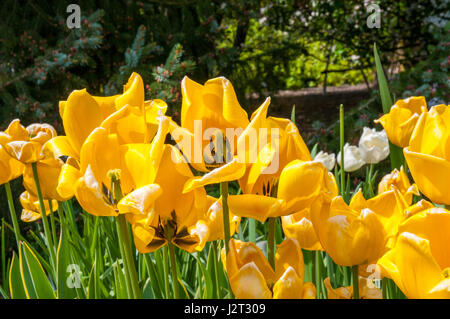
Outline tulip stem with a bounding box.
[116,214,141,299]
[339,104,345,197]
[31,162,56,271]
[163,246,171,298]
[352,265,359,299]
[221,181,231,254]
[382,277,388,299]
[249,218,256,243]
[167,241,180,299]
[267,217,276,270]
[212,241,221,298]
[5,182,21,248]
[48,200,57,248]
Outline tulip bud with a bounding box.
[313,151,336,171]
[337,143,365,172]
[358,127,389,164]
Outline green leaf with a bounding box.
[56,225,78,299]
[373,43,404,169]
[112,259,127,299]
[9,252,27,299]
[87,259,99,299]
[142,278,155,299]
[310,143,319,158]
[373,43,393,113]
[196,252,213,299]
[144,254,163,299]
[20,242,56,299]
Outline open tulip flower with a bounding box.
[378,166,419,205]
[43,73,167,198]
[20,190,58,222]
[0,119,57,164]
[224,238,316,299]
[46,72,167,160]
[0,145,24,185]
[375,96,427,148]
[323,277,381,299]
[170,76,251,190]
[404,104,450,205]
[72,110,169,217]
[118,143,210,253]
[378,207,450,298]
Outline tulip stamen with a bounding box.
[443,267,450,278]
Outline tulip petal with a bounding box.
[75,165,117,217]
[398,208,450,271]
[229,262,273,299]
[117,184,162,215]
[377,232,446,299]
[56,162,81,199]
[183,157,246,193]
[277,160,325,214]
[272,266,304,299]
[227,194,284,223]
[275,238,304,283]
[63,89,104,155]
[404,147,450,205]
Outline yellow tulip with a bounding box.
[0,145,24,184]
[317,190,388,266]
[378,208,450,298]
[375,96,427,147]
[0,119,56,163]
[20,191,58,222]
[227,158,332,225]
[118,144,210,253]
[224,238,316,299]
[44,73,167,162]
[323,277,382,299]
[170,76,249,186]
[404,104,450,205]
[22,157,70,202]
[73,110,169,217]
[377,166,418,205]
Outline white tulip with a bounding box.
[359,127,390,164]
[313,151,336,171]
[337,143,365,172]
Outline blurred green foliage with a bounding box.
[1,0,448,130]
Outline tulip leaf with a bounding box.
[112,259,128,299]
[9,252,27,299]
[310,143,319,159]
[56,225,78,299]
[373,43,393,113]
[142,277,155,299]
[373,43,404,169]
[196,253,213,299]
[20,242,56,299]
[87,258,99,299]
[143,254,163,298]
